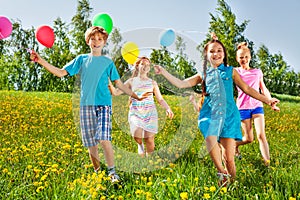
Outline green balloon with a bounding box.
[92,13,113,34]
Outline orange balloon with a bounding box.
[35,25,55,48]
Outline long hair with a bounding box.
[201,39,228,97]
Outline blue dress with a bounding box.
[198,64,242,141]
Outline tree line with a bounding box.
[0,0,299,96]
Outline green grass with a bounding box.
[0,90,299,200]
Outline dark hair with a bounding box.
[201,39,228,96]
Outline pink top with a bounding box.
[236,67,263,110]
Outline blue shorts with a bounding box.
[80,105,112,147]
[239,107,264,120]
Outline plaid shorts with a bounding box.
[80,105,112,147]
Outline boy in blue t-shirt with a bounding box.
[30,26,143,182]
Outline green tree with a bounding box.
[70,0,93,55]
[201,0,254,67]
[37,18,75,92]
[109,28,130,78]
[5,21,39,91]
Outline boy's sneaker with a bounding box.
[217,171,231,187]
[108,171,120,183]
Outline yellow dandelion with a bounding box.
[209,186,216,192]
[203,193,211,199]
[118,196,124,200]
[147,181,153,186]
[221,187,227,193]
[180,192,188,200]
[289,197,296,200]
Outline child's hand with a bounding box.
[29,50,40,63]
[271,104,280,112]
[166,109,174,119]
[154,65,163,74]
[189,95,195,103]
[269,98,280,111]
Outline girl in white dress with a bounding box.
[109,57,174,156]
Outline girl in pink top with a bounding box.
[235,42,280,166]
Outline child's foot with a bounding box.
[109,172,121,183]
[108,167,120,183]
[138,143,145,157]
[235,146,242,160]
[264,159,271,167]
[217,171,231,187]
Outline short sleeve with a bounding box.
[108,62,120,81]
[63,55,83,76]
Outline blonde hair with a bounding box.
[84,26,108,44]
[237,42,250,54]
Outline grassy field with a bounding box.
[0,90,299,200]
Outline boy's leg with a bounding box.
[100,140,114,167]
[88,145,100,172]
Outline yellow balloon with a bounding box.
[121,42,139,64]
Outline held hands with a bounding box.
[154,65,163,74]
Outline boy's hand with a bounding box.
[29,50,40,63]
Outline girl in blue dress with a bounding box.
[154,33,279,185]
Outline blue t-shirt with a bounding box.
[64,54,120,106]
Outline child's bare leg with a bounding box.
[88,145,100,171]
[220,138,236,180]
[100,140,114,167]
[206,136,226,173]
[253,115,270,165]
[144,131,155,155]
[133,128,145,155]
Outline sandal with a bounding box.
[217,171,231,187]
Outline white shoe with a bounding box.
[138,143,145,155]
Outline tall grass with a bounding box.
[0,90,299,199]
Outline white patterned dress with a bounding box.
[128,77,158,136]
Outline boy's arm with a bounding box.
[30,51,68,78]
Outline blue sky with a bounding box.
[2,0,300,72]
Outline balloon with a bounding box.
[121,42,140,65]
[92,13,113,34]
[0,16,13,40]
[159,29,175,47]
[35,25,55,48]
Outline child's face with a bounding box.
[207,43,224,67]
[236,50,251,68]
[87,33,106,53]
[138,59,151,75]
